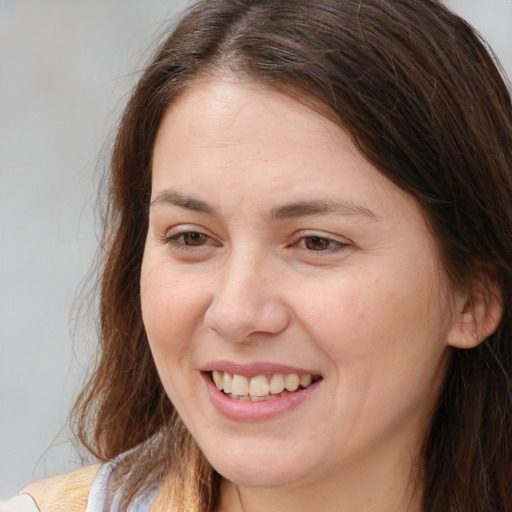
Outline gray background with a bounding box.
[0,0,511,499]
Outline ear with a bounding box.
[447,276,504,349]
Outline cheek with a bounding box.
[140,260,208,367]
[297,269,450,443]
[142,256,202,324]
[140,261,209,412]
[295,273,386,351]
[298,265,449,370]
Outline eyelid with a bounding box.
[159,224,222,248]
[291,230,351,251]
[293,229,350,243]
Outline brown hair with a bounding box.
[73,1,512,510]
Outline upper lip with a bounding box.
[201,360,322,378]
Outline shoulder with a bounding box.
[1,463,112,512]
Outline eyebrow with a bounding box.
[150,191,219,215]
[270,199,377,221]
[150,190,377,221]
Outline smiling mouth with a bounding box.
[209,371,322,402]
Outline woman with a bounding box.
[5,0,511,511]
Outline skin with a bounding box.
[140,79,478,512]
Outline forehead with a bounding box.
[151,78,425,228]
[157,79,343,148]
[153,79,371,188]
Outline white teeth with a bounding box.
[212,370,223,390]
[249,375,270,397]
[222,372,233,393]
[284,373,300,392]
[210,371,317,398]
[231,374,249,396]
[249,395,269,402]
[269,373,285,394]
[300,374,312,388]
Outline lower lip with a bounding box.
[201,372,321,421]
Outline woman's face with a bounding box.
[141,79,460,490]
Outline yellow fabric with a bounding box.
[149,474,175,511]
[21,464,101,512]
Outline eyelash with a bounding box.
[159,230,219,251]
[295,234,348,252]
[160,229,349,255]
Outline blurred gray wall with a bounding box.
[0,0,511,499]
[0,0,192,497]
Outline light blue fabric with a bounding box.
[0,493,39,512]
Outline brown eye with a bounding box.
[304,236,331,251]
[181,232,209,246]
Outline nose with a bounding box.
[204,252,290,343]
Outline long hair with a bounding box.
[73,1,512,510]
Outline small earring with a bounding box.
[473,331,478,340]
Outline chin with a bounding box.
[216,464,301,489]
[201,445,314,489]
